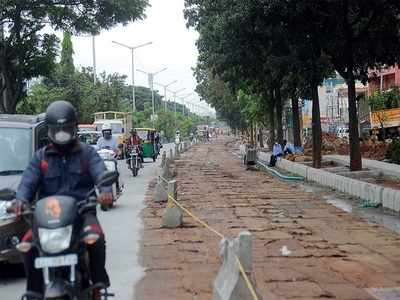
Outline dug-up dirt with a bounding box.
[135,137,400,300]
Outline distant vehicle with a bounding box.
[93,111,132,159]
[0,113,48,264]
[77,130,101,148]
[135,128,158,162]
[337,127,349,139]
[78,124,96,133]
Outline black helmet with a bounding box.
[46,101,78,145]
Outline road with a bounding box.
[0,146,168,299]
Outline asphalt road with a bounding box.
[0,146,168,299]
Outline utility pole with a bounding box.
[112,41,153,112]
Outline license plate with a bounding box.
[35,254,78,269]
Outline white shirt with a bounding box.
[97,136,118,151]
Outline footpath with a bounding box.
[135,137,400,300]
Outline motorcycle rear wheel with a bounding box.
[132,167,138,177]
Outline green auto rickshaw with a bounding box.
[136,128,158,162]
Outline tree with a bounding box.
[281,0,400,170]
[185,0,331,167]
[0,0,149,113]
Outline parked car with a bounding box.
[0,114,48,264]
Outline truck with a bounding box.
[93,111,133,158]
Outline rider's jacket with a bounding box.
[17,142,110,204]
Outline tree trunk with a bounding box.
[311,82,322,168]
[291,95,302,147]
[250,122,254,146]
[275,87,284,145]
[259,126,264,148]
[347,75,362,171]
[268,101,275,149]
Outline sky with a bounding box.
[69,0,214,116]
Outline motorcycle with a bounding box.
[1,171,118,300]
[129,146,141,177]
[97,149,120,208]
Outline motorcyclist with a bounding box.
[97,123,118,153]
[97,124,121,193]
[175,130,180,144]
[127,129,144,168]
[11,101,112,300]
[155,131,161,155]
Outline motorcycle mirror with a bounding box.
[0,188,16,201]
[97,171,118,187]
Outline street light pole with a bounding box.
[112,41,153,112]
[92,35,96,85]
[178,93,193,119]
[137,68,168,128]
[168,88,186,128]
[131,49,135,113]
[155,80,178,112]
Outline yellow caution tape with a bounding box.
[235,256,260,300]
[166,194,260,300]
[168,195,224,239]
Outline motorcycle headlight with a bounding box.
[38,226,72,254]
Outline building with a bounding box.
[368,66,400,96]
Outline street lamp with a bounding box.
[167,88,186,128]
[137,67,168,127]
[112,40,153,112]
[177,93,193,117]
[154,80,178,111]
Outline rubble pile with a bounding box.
[304,133,349,155]
[303,133,389,161]
[360,139,388,160]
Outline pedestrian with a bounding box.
[269,142,283,167]
[283,139,294,156]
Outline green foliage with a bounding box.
[385,140,400,164]
[369,88,400,111]
[0,0,149,113]
[59,32,74,77]
[132,104,208,141]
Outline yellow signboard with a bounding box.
[371,108,400,128]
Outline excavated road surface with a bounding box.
[136,138,400,300]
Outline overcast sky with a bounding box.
[70,0,213,115]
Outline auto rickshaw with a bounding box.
[135,128,158,162]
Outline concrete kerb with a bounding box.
[161,158,173,182]
[271,154,400,212]
[161,151,167,169]
[161,180,183,228]
[154,178,168,203]
[213,231,262,300]
[175,143,180,158]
